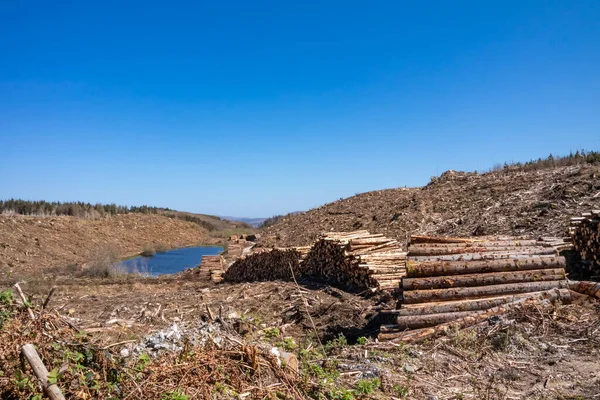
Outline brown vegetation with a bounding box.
[261,163,600,248]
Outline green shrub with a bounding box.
[354,378,380,395]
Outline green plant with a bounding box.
[356,336,367,345]
[0,289,13,329]
[161,390,189,400]
[393,384,409,397]
[136,353,152,372]
[47,368,59,385]
[281,337,298,351]
[264,327,280,339]
[0,289,13,305]
[325,334,348,353]
[354,378,380,395]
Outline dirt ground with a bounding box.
[15,277,383,346]
[4,273,599,399]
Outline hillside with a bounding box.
[0,214,213,274]
[261,164,600,248]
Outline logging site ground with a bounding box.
[2,162,600,399]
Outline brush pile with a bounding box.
[0,287,304,399]
[301,231,406,291]
[223,249,302,283]
[379,235,571,341]
[570,210,600,278]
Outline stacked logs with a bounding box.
[223,231,406,290]
[223,249,302,283]
[301,231,406,291]
[378,235,570,341]
[570,210,600,278]
[196,255,226,283]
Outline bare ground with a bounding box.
[3,275,600,399]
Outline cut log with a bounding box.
[569,280,600,299]
[409,250,557,262]
[21,344,66,400]
[406,256,566,277]
[378,288,568,342]
[402,268,565,290]
[389,289,571,316]
[402,280,569,304]
[408,246,552,256]
[409,240,541,248]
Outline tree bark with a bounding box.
[402,268,565,290]
[379,289,565,342]
[402,280,569,304]
[21,344,66,400]
[406,256,566,277]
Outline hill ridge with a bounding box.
[260,164,600,248]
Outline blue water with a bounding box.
[121,246,224,276]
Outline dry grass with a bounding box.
[140,244,156,257]
[82,245,126,278]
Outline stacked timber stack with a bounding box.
[223,231,406,290]
[198,255,226,283]
[570,210,600,278]
[223,249,302,283]
[379,235,570,341]
[184,255,226,282]
[302,231,406,291]
[294,246,312,260]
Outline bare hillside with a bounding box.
[0,214,212,273]
[261,164,600,248]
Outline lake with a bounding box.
[121,246,224,276]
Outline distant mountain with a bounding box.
[221,216,268,228]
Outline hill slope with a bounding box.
[261,164,600,248]
[0,214,212,273]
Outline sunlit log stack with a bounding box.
[570,210,600,277]
[201,255,226,283]
[378,235,570,341]
[184,255,226,282]
[301,231,407,291]
[223,231,406,290]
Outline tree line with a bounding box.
[491,150,600,173]
[0,199,172,218]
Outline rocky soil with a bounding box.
[261,164,600,248]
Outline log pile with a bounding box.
[223,231,406,290]
[223,249,302,283]
[301,231,406,291]
[195,255,226,283]
[378,235,570,341]
[570,210,600,278]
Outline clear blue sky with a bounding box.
[1,1,599,217]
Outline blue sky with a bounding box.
[1,1,599,217]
